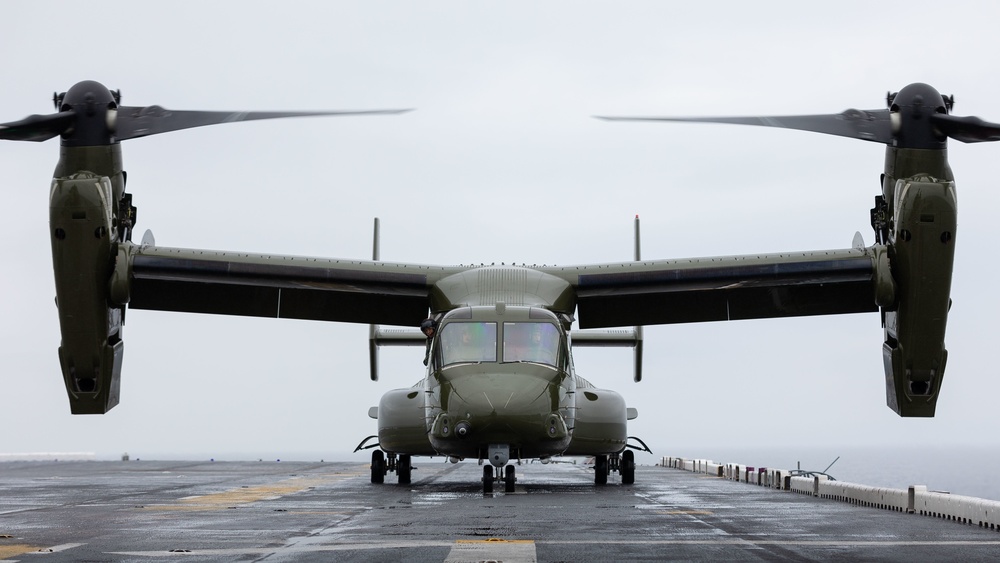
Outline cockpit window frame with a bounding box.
[437,321,498,367]
[501,321,561,367]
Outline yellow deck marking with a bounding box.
[657,510,714,515]
[145,468,365,512]
[0,544,41,558]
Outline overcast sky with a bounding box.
[2,1,1000,481]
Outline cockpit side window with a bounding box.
[503,322,560,366]
[439,322,497,366]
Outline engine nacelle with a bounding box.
[882,175,956,417]
[50,173,124,414]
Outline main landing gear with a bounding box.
[482,464,517,494]
[594,450,635,486]
[356,437,413,486]
[369,450,413,485]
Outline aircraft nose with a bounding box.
[447,369,559,417]
[429,366,569,443]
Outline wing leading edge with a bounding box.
[542,247,883,329]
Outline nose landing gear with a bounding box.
[482,464,517,494]
[482,443,517,494]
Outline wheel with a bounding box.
[483,465,494,493]
[594,455,608,486]
[398,454,412,485]
[504,464,516,493]
[371,450,385,484]
[621,450,635,485]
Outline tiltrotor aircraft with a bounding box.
[2,80,990,493]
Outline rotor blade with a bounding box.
[115,106,412,140]
[596,109,893,144]
[0,111,76,142]
[931,113,1000,143]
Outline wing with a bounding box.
[125,243,467,326]
[541,246,883,329]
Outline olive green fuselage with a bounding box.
[376,305,629,462]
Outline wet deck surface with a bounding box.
[1,459,998,561]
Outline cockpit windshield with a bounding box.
[439,322,497,365]
[502,322,560,366]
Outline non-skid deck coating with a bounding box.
[0,459,998,562]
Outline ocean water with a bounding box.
[664,445,1000,502]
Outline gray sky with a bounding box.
[2,1,1000,467]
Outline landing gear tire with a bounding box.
[621,450,635,485]
[483,465,494,494]
[398,454,412,485]
[595,455,608,486]
[371,450,385,484]
[504,464,516,493]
